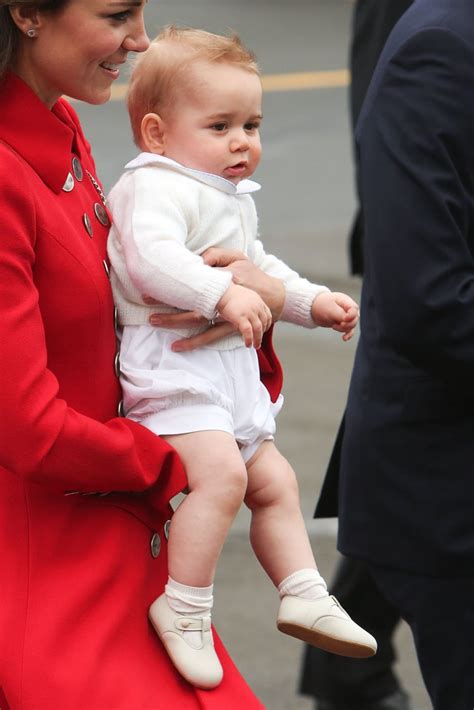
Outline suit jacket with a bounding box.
[331,0,474,577]
[348,0,414,274]
[0,73,280,709]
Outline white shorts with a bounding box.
[119,327,284,463]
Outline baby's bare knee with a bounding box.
[246,458,299,510]
[202,460,248,513]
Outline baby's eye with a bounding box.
[245,122,260,132]
[211,123,227,132]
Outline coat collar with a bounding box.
[0,73,83,194]
[124,152,261,195]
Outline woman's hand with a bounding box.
[203,248,285,321]
[146,307,237,352]
[144,247,286,351]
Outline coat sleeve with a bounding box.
[359,28,474,389]
[0,151,186,499]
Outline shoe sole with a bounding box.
[277,620,376,658]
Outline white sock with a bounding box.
[277,568,328,600]
[165,577,214,649]
[165,576,214,614]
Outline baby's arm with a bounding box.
[203,247,286,321]
[251,239,358,339]
[108,171,270,347]
[217,283,272,348]
[311,291,359,341]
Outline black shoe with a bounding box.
[315,689,413,710]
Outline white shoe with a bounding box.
[149,593,223,689]
[277,594,377,658]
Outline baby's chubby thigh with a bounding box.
[118,331,250,511]
[163,430,249,519]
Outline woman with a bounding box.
[0,0,283,707]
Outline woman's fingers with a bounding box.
[171,322,237,352]
[149,310,207,328]
[202,247,247,267]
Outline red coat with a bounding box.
[0,73,282,710]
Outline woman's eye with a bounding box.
[109,11,130,22]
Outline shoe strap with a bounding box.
[329,595,349,617]
[175,616,212,632]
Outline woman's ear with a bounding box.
[9,4,41,36]
[140,113,167,154]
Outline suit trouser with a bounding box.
[299,556,403,704]
[368,564,474,710]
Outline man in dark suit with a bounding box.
[316,1,474,708]
[301,3,414,709]
[347,0,414,276]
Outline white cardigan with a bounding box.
[107,153,328,347]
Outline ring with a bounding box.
[208,311,219,327]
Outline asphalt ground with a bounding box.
[74,1,433,706]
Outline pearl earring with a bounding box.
[26,28,37,38]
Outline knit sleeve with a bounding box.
[109,169,232,319]
[251,238,329,328]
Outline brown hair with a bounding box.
[127,25,259,147]
[0,0,68,78]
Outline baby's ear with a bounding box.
[140,113,166,154]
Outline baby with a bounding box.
[107,26,376,689]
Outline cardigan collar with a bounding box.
[124,152,261,195]
[0,72,83,194]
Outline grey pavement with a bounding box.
[75,1,432,706]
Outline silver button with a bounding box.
[94,202,110,227]
[62,172,74,192]
[114,305,119,330]
[83,213,93,238]
[117,400,125,417]
[150,532,161,558]
[164,519,171,540]
[72,157,83,181]
[114,352,120,377]
[103,260,110,279]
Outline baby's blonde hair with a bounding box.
[127,25,259,148]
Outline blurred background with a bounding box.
[75,1,431,707]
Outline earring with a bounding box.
[26,28,37,38]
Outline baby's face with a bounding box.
[160,61,262,183]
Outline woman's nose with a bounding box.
[123,18,150,53]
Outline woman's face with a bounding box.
[14,0,149,107]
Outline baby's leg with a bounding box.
[163,430,247,586]
[149,430,247,689]
[245,440,320,585]
[245,441,377,658]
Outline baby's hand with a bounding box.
[311,291,359,341]
[217,283,272,348]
